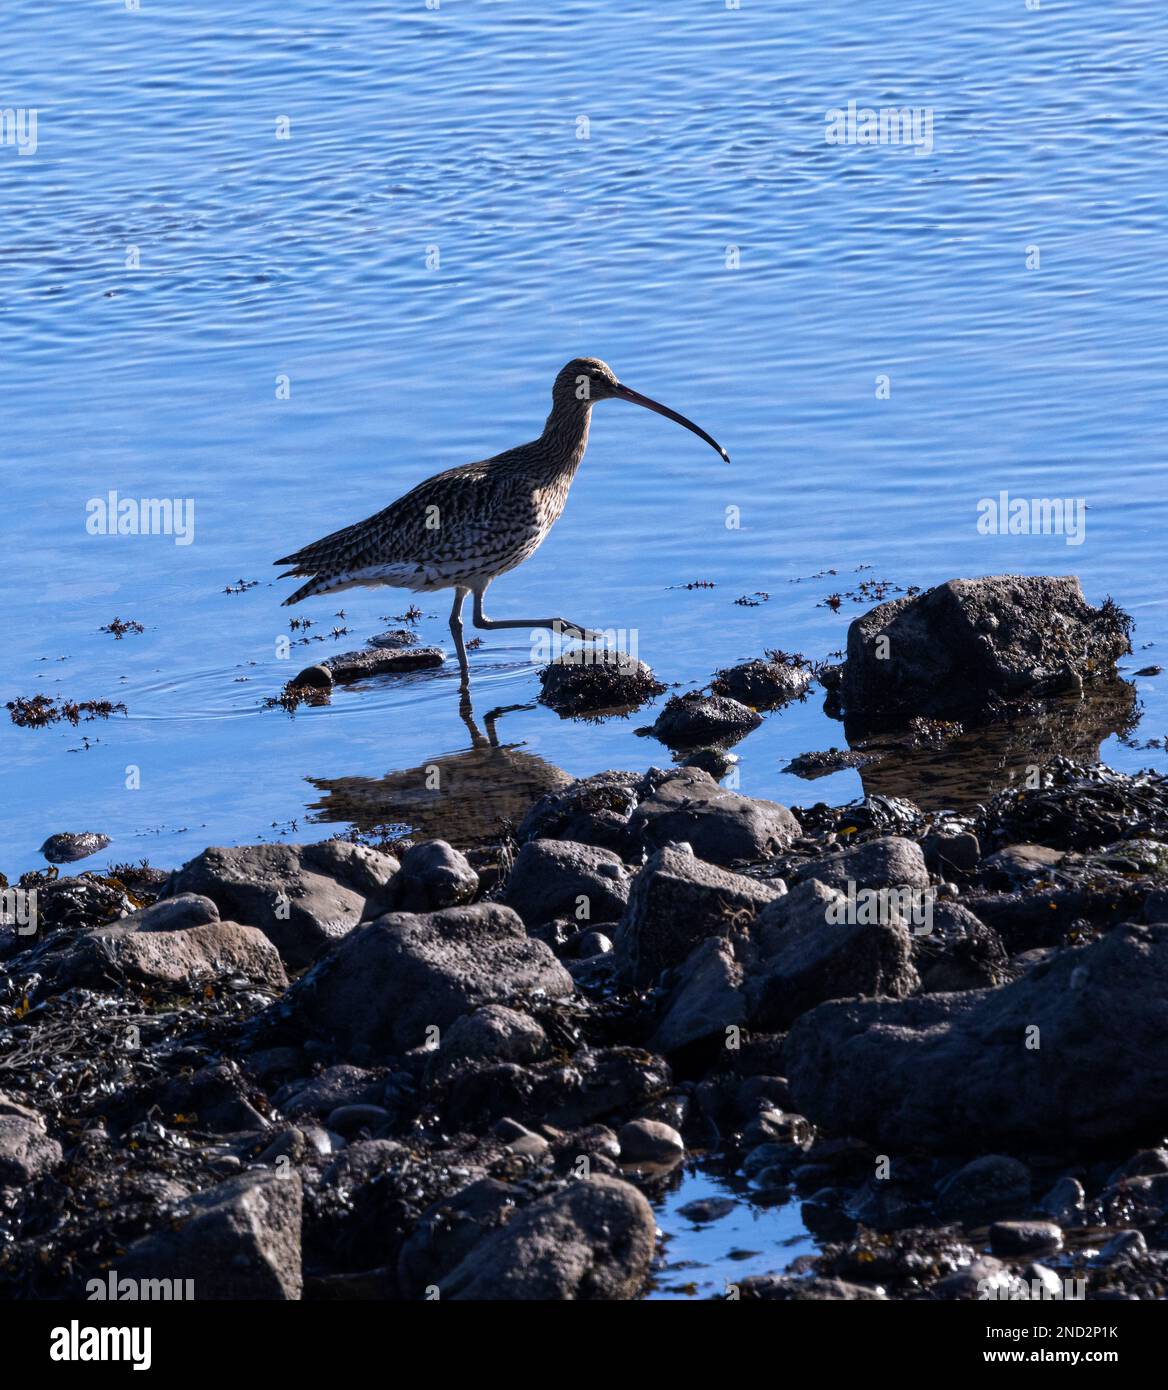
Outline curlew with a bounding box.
[275,357,729,681]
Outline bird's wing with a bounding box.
[274,457,499,576]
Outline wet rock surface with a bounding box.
[823,575,1132,732]
[38,832,111,864]
[325,646,445,682]
[539,652,665,716]
[710,658,811,709]
[276,902,573,1054]
[649,692,762,749]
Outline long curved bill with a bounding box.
[614,382,730,462]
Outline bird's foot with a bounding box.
[555,620,603,643]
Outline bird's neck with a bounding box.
[533,398,592,483]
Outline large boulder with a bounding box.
[789,836,929,894]
[502,840,631,928]
[114,1169,303,1300]
[440,1175,655,1300]
[517,770,658,856]
[391,840,478,912]
[746,878,919,1030]
[424,1005,548,1084]
[651,937,747,1054]
[47,920,288,992]
[613,846,783,988]
[0,1096,62,1188]
[785,921,1168,1151]
[166,840,401,969]
[279,903,573,1054]
[825,576,1131,730]
[628,768,800,867]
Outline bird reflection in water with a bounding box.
[304,692,572,848]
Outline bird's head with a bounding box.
[554,356,623,404]
[552,357,730,462]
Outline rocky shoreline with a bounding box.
[3,575,1167,1301]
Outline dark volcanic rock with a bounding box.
[114,1169,303,1300]
[539,652,665,716]
[650,692,762,749]
[785,921,1168,1151]
[618,1118,684,1167]
[438,1047,670,1133]
[738,1275,887,1300]
[613,846,783,988]
[424,1005,547,1084]
[165,840,401,969]
[711,659,810,709]
[325,646,444,681]
[829,576,1131,731]
[46,919,288,992]
[517,770,655,855]
[123,893,220,933]
[627,767,800,867]
[789,835,929,893]
[39,831,111,864]
[937,1155,1032,1221]
[440,1175,655,1300]
[914,901,1009,993]
[0,1096,63,1187]
[273,1065,386,1120]
[747,878,920,1030]
[398,1178,518,1299]
[651,937,746,1054]
[391,840,478,912]
[502,839,631,928]
[278,903,573,1054]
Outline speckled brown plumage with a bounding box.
[275,356,728,681]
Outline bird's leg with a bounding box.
[472,589,602,643]
[449,586,471,685]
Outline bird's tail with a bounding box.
[281,573,331,606]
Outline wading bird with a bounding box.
[276,357,729,682]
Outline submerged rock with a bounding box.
[539,651,665,716]
[711,658,811,709]
[649,691,762,749]
[325,646,444,682]
[38,832,111,865]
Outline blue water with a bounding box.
[3,0,1166,880]
[3,0,1166,1305]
